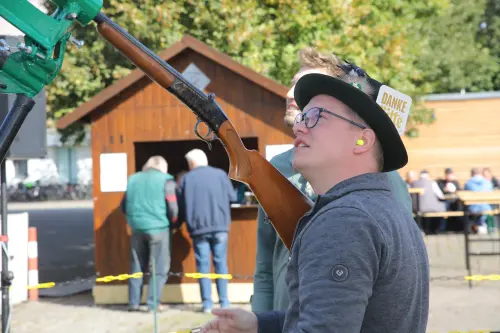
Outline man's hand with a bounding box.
[201,308,258,333]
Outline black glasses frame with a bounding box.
[294,107,366,129]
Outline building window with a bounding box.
[13,160,28,178]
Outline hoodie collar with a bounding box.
[313,172,391,211]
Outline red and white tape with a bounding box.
[28,227,38,301]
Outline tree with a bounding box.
[44,0,456,142]
[477,0,500,90]
[414,0,499,95]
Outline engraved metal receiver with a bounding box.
[194,118,217,150]
[192,92,218,150]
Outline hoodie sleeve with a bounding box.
[255,311,286,333]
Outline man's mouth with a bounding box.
[294,138,309,148]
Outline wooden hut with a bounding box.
[57,35,292,304]
[400,91,500,186]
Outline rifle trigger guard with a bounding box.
[194,118,216,150]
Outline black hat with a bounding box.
[293,63,409,172]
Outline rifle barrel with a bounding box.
[93,13,229,133]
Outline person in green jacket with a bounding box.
[250,47,413,312]
[120,155,178,312]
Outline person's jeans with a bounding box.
[192,231,230,310]
[128,228,171,310]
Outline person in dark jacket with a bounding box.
[483,167,499,189]
[121,155,178,312]
[201,63,429,333]
[436,167,463,232]
[176,148,237,313]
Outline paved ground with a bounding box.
[10,280,500,333]
[8,200,94,284]
[8,203,500,332]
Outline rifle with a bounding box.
[0,0,314,251]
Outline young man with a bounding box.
[251,48,413,312]
[202,63,429,332]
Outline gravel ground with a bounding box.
[11,232,500,333]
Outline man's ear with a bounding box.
[353,129,376,155]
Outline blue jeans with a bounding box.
[128,228,171,309]
[192,231,230,310]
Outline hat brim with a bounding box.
[294,73,408,172]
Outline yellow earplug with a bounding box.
[356,139,364,146]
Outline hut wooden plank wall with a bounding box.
[400,92,500,186]
[57,35,292,304]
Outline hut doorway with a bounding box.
[134,137,259,185]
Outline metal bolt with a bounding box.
[0,39,9,52]
[66,13,77,20]
[18,43,32,54]
[69,36,84,49]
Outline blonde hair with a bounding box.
[142,156,168,173]
[297,47,345,77]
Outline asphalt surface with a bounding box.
[8,200,95,285]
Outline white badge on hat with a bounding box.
[375,85,412,135]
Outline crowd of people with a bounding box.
[405,167,499,234]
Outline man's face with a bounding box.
[291,94,363,174]
[285,67,331,127]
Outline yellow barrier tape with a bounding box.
[26,271,241,290]
[184,273,232,279]
[27,282,55,290]
[96,272,144,283]
[24,272,500,291]
[464,274,500,281]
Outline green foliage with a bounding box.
[41,0,499,143]
[477,0,500,89]
[415,0,500,94]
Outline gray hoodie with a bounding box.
[255,172,429,333]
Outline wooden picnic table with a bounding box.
[454,190,500,288]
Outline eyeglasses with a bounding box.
[294,107,366,130]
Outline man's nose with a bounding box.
[293,118,308,136]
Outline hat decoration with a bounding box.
[337,62,375,97]
[338,61,412,136]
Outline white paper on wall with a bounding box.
[100,153,128,192]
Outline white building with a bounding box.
[7,129,92,186]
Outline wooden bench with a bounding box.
[419,209,500,219]
[420,211,465,218]
[471,208,500,216]
[408,187,424,195]
[456,190,500,206]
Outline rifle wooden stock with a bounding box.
[218,121,313,249]
[93,13,314,250]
